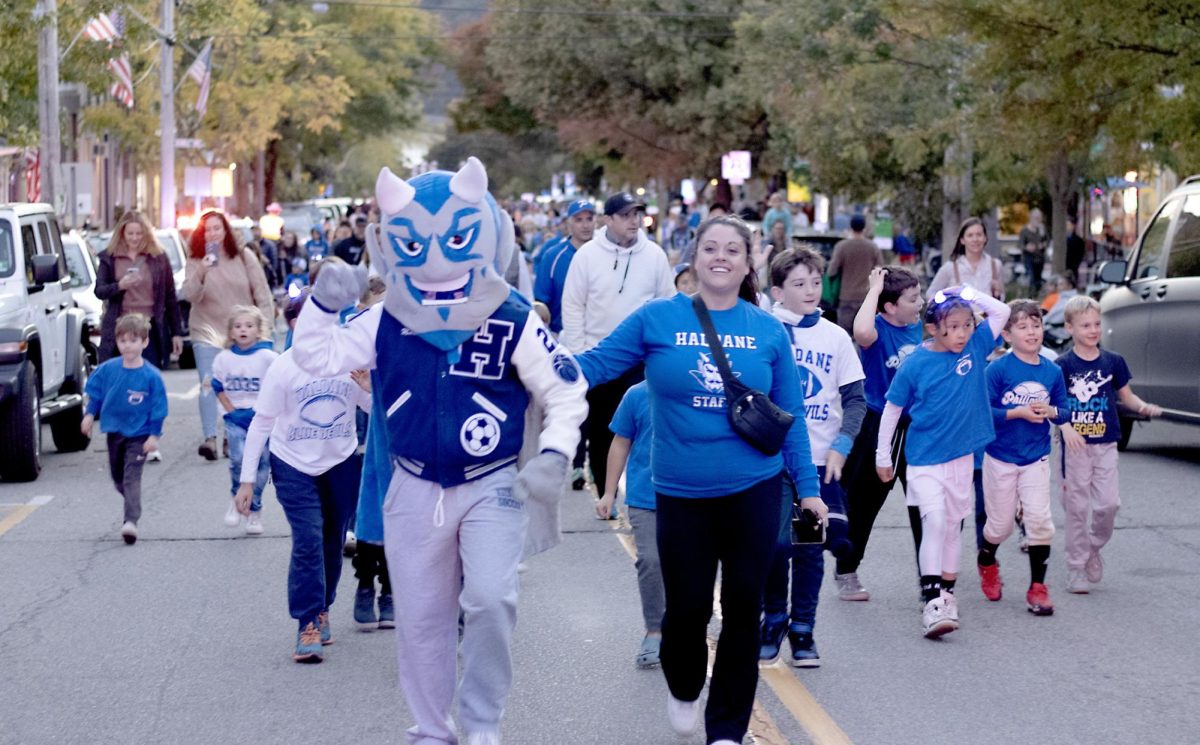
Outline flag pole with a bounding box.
[159,0,175,229]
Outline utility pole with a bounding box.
[160,0,176,228]
[36,0,61,208]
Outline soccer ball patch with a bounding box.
[460,412,501,457]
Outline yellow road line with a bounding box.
[0,495,54,539]
[604,511,847,745]
[0,505,37,539]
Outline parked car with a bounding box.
[1096,174,1200,449]
[0,203,93,481]
[60,230,103,364]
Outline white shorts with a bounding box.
[906,453,974,524]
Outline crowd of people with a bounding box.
[80,172,1160,745]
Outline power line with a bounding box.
[280,0,744,18]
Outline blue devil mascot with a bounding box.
[292,158,587,745]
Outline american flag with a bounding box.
[108,54,135,108]
[83,12,133,108]
[82,12,119,43]
[25,149,40,203]
[186,40,214,117]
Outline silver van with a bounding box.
[1098,174,1200,447]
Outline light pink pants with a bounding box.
[983,454,1054,547]
[1059,442,1120,571]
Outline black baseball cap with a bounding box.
[604,192,647,217]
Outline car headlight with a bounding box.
[0,340,29,363]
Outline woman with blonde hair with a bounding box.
[95,210,184,370]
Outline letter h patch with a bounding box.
[449,319,516,380]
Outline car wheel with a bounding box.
[1117,413,1134,452]
[0,364,42,481]
[50,345,92,453]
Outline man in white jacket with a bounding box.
[560,191,675,499]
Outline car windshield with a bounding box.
[62,239,93,289]
[155,230,184,272]
[0,222,13,277]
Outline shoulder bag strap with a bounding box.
[691,295,737,386]
[953,257,961,285]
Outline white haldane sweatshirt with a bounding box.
[240,349,371,481]
[559,226,675,353]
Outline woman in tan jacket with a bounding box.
[182,211,274,460]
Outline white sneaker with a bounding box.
[834,572,870,601]
[943,591,960,622]
[223,499,241,527]
[666,693,700,735]
[146,449,163,462]
[120,521,138,545]
[343,530,357,556]
[1067,570,1090,594]
[712,741,741,745]
[466,732,501,745]
[245,512,264,535]
[922,596,957,639]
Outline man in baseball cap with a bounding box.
[603,192,647,217]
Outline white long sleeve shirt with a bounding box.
[240,349,371,481]
[559,226,675,353]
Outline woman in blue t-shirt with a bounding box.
[577,216,824,745]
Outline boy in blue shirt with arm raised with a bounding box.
[81,313,169,545]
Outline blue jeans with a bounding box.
[763,467,846,630]
[270,452,362,628]
[226,419,269,512]
[193,342,221,439]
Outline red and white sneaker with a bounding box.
[978,562,1003,601]
[1026,583,1055,616]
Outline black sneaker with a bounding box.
[198,437,218,461]
[788,624,820,668]
[758,615,788,663]
[571,467,586,491]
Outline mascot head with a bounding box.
[367,157,515,348]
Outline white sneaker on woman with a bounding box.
[667,693,700,735]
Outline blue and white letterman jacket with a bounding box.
[291,291,588,488]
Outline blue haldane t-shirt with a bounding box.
[1055,349,1131,445]
[885,323,998,466]
[85,358,168,438]
[609,381,654,510]
[861,315,922,413]
[985,351,1070,466]
[577,292,819,500]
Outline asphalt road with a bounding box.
[2,368,1198,744]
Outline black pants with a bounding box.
[657,473,782,743]
[584,365,644,495]
[107,433,148,523]
[837,408,921,575]
[353,541,392,595]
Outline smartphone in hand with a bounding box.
[791,507,825,546]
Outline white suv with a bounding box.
[0,203,92,481]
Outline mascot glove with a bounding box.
[312,262,368,313]
[514,451,569,507]
[825,512,854,560]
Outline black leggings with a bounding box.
[657,473,782,744]
[837,408,921,575]
[584,365,643,495]
[353,541,392,595]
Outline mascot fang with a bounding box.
[291,157,588,745]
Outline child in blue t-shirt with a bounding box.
[837,266,923,602]
[876,286,1010,639]
[81,313,169,545]
[759,248,866,668]
[596,381,664,669]
[1055,296,1160,594]
[978,300,1073,616]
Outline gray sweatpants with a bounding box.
[383,464,527,745]
[627,506,665,633]
[106,433,148,524]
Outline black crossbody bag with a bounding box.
[691,295,795,456]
